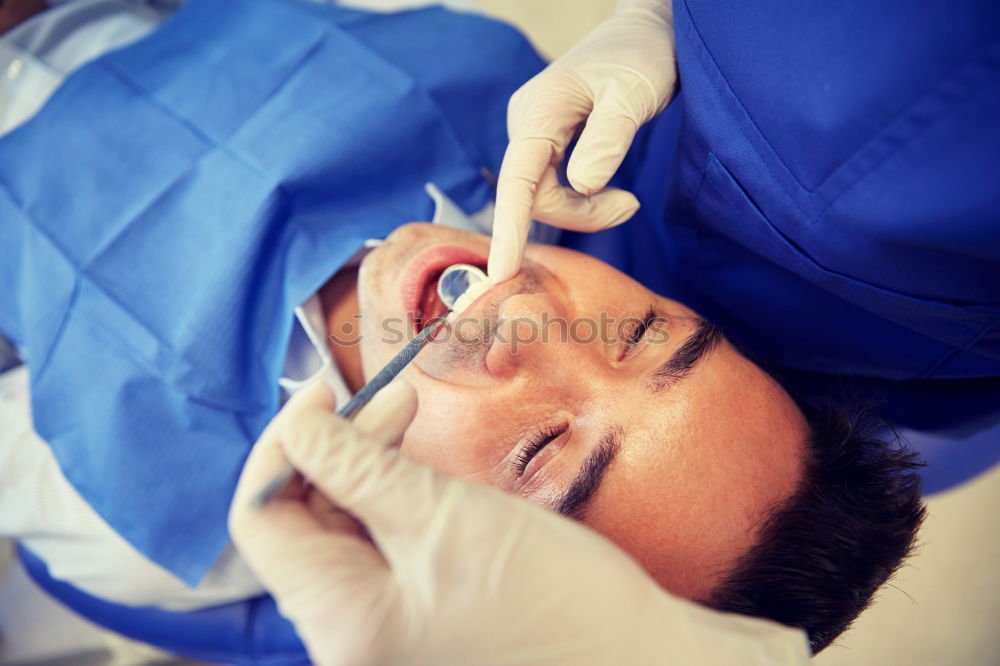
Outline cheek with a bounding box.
[398,389,498,479]
[399,410,452,469]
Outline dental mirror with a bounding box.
[437,263,488,309]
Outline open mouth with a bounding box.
[402,245,486,333]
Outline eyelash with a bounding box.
[625,306,658,352]
[513,423,567,474]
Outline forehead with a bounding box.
[581,335,807,599]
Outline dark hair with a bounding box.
[704,402,926,653]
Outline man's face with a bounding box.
[356,223,806,599]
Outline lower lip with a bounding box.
[401,245,487,315]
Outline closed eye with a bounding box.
[512,423,567,475]
[623,306,658,354]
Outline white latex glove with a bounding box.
[229,381,810,666]
[489,0,679,283]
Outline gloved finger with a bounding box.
[350,380,418,446]
[227,380,338,506]
[269,381,415,466]
[566,100,640,195]
[228,382,336,530]
[233,487,387,593]
[230,378,354,535]
[286,376,339,413]
[489,135,559,283]
[278,380,427,539]
[228,418,387,599]
[232,492,393,662]
[305,485,368,537]
[282,432,454,569]
[228,386,395,646]
[531,165,639,231]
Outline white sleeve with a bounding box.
[0,366,265,610]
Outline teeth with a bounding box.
[446,279,491,319]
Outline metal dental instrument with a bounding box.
[252,264,489,509]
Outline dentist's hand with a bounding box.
[229,380,809,666]
[489,0,679,283]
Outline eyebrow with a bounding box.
[554,318,723,520]
[648,317,722,392]
[557,425,622,520]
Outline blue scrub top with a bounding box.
[567,0,1000,435]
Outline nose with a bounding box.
[485,292,583,378]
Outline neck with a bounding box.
[318,267,365,393]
